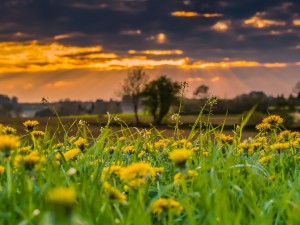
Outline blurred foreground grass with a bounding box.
[0,114,300,225]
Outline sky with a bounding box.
[0,0,300,102]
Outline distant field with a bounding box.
[0,114,256,140]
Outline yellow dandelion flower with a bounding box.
[291,132,300,139]
[120,162,155,187]
[74,137,87,151]
[103,182,126,202]
[47,187,76,206]
[277,130,291,142]
[52,143,64,150]
[123,185,129,192]
[270,142,290,151]
[23,153,45,170]
[174,170,199,185]
[13,155,23,167]
[119,136,126,142]
[17,146,32,154]
[138,150,145,158]
[238,142,250,153]
[0,165,5,174]
[258,155,273,163]
[64,148,81,161]
[256,123,271,132]
[291,138,300,148]
[172,139,193,149]
[69,136,77,144]
[57,148,80,161]
[151,198,183,215]
[101,165,123,180]
[262,115,283,126]
[23,120,39,132]
[0,135,20,154]
[31,130,45,139]
[122,145,135,154]
[154,139,172,150]
[169,149,193,165]
[153,167,164,173]
[1,126,17,135]
[218,133,234,144]
[104,146,117,154]
[201,151,209,157]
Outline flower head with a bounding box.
[218,133,234,144]
[23,120,39,132]
[56,148,80,161]
[0,165,5,174]
[256,123,271,132]
[0,135,20,155]
[31,131,45,139]
[169,149,193,166]
[47,187,77,206]
[262,115,283,126]
[101,165,123,181]
[270,142,290,152]
[122,145,135,154]
[120,162,156,187]
[74,137,87,151]
[103,182,126,202]
[151,198,183,215]
[258,155,273,163]
[1,126,17,135]
[23,151,45,170]
[174,170,198,185]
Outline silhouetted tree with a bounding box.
[193,84,209,99]
[121,68,148,124]
[142,76,181,125]
[293,81,300,99]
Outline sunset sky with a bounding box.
[0,0,300,102]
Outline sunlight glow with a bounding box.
[212,21,229,32]
[171,11,199,17]
[293,19,300,26]
[128,50,183,55]
[244,12,286,28]
[0,41,294,73]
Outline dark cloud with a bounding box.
[0,0,299,62]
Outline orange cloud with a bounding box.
[212,21,230,32]
[171,11,199,17]
[187,77,204,82]
[45,81,71,88]
[184,60,260,69]
[171,11,222,18]
[128,49,183,55]
[148,33,167,44]
[0,41,292,73]
[293,19,300,26]
[54,34,72,40]
[211,76,220,82]
[263,63,287,68]
[244,12,286,28]
[201,13,223,18]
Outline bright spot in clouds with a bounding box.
[212,21,229,32]
[244,12,286,28]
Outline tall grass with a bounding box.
[0,107,300,225]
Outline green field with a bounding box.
[0,114,300,224]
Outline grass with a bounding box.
[0,112,300,225]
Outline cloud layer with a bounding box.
[0,0,300,101]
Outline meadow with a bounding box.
[0,112,300,225]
